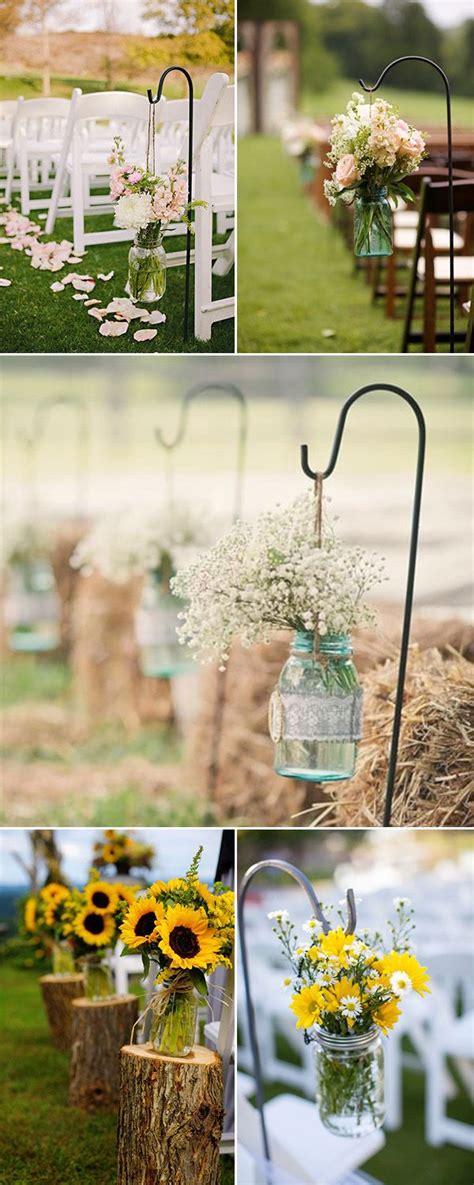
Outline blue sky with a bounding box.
[0,829,225,888]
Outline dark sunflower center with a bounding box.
[169,925,200,958]
[134,911,157,937]
[84,912,106,935]
[91,891,109,909]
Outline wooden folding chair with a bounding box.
[402,176,474,352]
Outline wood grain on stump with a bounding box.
[69,994,139,1112]
[39,973,84,1052]
[117,1044,224,1185]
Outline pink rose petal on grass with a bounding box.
[88,307,108,320]
[72,277,95,292]
[141,309,166,325]
[84,298,100,306]
[98,271,114,281]
[99,320,129,337]
[134,328,157,342]
[73,293,88,301]
[0,278,12,286]
[50,281,65,292]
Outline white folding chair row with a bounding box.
[12,97,72,215]
[0,98,23,201]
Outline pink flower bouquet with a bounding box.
[324,93,426,257]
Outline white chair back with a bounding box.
[17,96,71,142]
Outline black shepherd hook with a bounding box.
[155,383,248,804]
[21,394,89,521]
[148,66,194,344]
[301,383,426,828]
[359,57,455,353]
[155,381,248,521]
[238,859,357,1168]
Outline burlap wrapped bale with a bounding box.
[71,573,173,730]
[186,614,474,827]
[49,519,88,655]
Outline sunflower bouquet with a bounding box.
[92,830,155,877]
[22,882,73,973]
[120,847,234,1057]
[270,898,430,1136]
[54,875,133,998]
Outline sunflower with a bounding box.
[158,904,222,970]
[375,951,430,997]
[40,883,69,903]
[372,997,401,1035]
[74,907,116,947]
[102,843,121,864]
[120,897,163,949]
[114,883,137,908]
[290,985,325,1030]
[24,897,37,932]
[84,881,118,914]
[104,830,117,841]
[149,877,187,898]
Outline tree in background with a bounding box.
[143,0,233,55]
[20,0,75,94]
[11,830,67,892]
[0,0,22,36]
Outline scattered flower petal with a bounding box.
[73,293,88,300]
[88,307,108,320]
[50,281,65,292]
[0,277,12,286]
[98,271,114,281]
[321,329,335,338]
[142,308,166,324]
[99,320,129,336]
[84,298,100,306]
[134,328,157,341]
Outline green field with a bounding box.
[0,72,208,101]
[0,963,234,1184]
[237,137,467,354]
[302,79,474,129]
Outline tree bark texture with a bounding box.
[39,973,84,1052]
[117,1043,224,1185]
[69,994,139,1111]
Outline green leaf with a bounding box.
[189,968,208,997]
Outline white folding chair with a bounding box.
[0,97,23,202]
[193,80,235,340]
[108,941,144,996]
[16,97,73,215]
[206,965,235,1154]
[423,951,474,1150]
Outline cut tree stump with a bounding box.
[69,994,139,1112]
[39,973,85,1052]
[117,1043,224,1185]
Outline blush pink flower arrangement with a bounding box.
[324,92,426,210]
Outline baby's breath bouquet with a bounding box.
[324,92,426,256]
[120,847,234,1057]
[270,898,430,1136]
[172,491,384,669]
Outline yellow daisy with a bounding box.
[318,928,355,967]
[84,881,119,914]
[74,907,115,947]
[120,897,163,949]
[322,977,362,1027]
[158,904,222,970]
[373,997,401,1034]
[290,985,325,1029]
[375,951,430,996]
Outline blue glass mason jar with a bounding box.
[269,631,362,781]
[354,187,393,258]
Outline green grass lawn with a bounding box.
[237,137,467,354]
[302,79,474,129]
[0,203,234,354]
[0,72,208,101]
[0,963,234,1184]
[258,1033,473,1185]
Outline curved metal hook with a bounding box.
[301,382,425,481]
[301,383,426,827]
[238,859,357,1165]
[20,394,89,520]
[147,66,194,342]
[358,55,454,354]
[155,381,248,523]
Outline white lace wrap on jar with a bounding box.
[269,687,363,743]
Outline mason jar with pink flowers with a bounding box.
[109,138,205,304]
[324,94,426,258]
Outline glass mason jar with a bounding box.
[354,188,393,258]
[52,940,76,976]
[82,956,114,1001]
[5,559,60,653]
[314,1028,384,1137]
[127,223,166,304]
[135,572,192,679]
[150,981,199,1057]
[269,631,362,782]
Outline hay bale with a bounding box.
[50,519,88,655]
[187,614,474,827]
[71,574,174,730]
[312,646,474,829]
